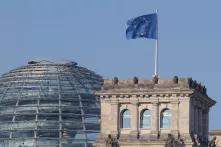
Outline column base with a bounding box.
[93,132,197,147]
[150,130,160,140]
[171,130,180,138]
[129,130,139,140]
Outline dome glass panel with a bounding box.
[0,60,103,147]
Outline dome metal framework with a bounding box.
[0,60,103,147]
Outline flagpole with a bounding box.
[154,34,158,77]
[154,9,159,77]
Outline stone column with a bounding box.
[194,106,198,134]
[198,108,203,137]
[203,109,209,141]
[202,109,207,141]
[151,101,159,138]
[171,101,179,137]
[130,100,139,139]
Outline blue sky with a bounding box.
[0,0,220,130]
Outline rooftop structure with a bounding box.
[101,77,209,94]
[0,60,103,147]
[94,77,216,147]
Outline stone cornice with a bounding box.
[101,77,207,95]
[97,91,193,98]
[97,77,216,107]
[191,92,216,107]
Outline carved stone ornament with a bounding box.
[152,76,159,84]
[208,136,216,147]
[165,134,176,147]
[173,76,179,84]
[113,77,118,85]
[105,134,119,147]
[193,134,201,146]
[165,134,185,147]
[133,76,139,84]
[188,77,193,88]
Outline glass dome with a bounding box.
[0,60,103,147]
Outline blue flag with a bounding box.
[126,13,157,40]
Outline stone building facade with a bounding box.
[94,77,216,147]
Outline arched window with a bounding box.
[160,109,172,129]
[140,109,151,128]
[121,109,131,128]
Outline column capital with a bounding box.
[152,101,159,106]
[192,98,201,107]
[171,100,180,104]
[111,101,119,105]
[130,100,139,106]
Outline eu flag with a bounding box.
[126,13,157,40]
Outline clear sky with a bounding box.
[0,0,220,130]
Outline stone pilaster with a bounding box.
[130,100,139,139]
[179,98,191,135]
[151,101,159,138]
[171,100,179,137]
[110,101,119,136]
